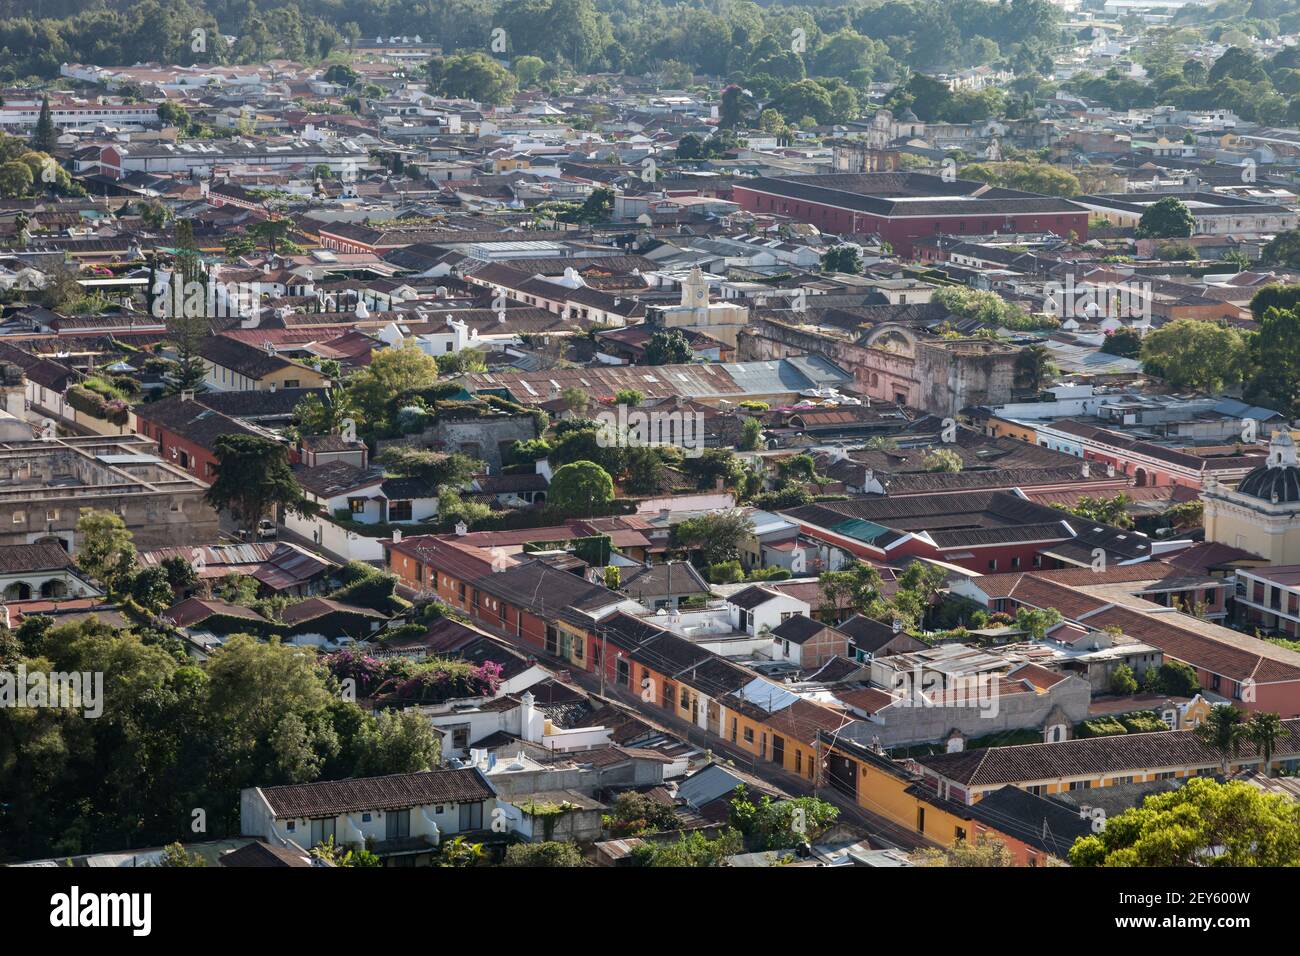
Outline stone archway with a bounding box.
[40,579,68,599]
[862,323,920,357]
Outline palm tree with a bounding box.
[1015,345,1056,393]
[1247,712,1284,777]
[1196,705,1246,774]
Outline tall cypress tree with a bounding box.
[32,96,56,153]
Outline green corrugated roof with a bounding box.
[829,517,892,543]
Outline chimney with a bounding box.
[1081,460,1090,478]
[454,520,468,536]
[520,691,541,743]
[180,389,195,402]
[392,528,402,544]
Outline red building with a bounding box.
[731,173,1089,257]
[134,393,294,483]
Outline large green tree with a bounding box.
[205,435,310,531]
[1069,777,1300,866]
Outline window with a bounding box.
[388,499,413,522]
[458,802,483,830]
[955,826,967,841]
[11,511,23,523]
[386,808,411,839]
[988,559,998,571]
[795,750,802,774]
[452,726,469,750]
[680,687,690,709]
[349,498,366,514]
[545,625,559,655]
[616,657,629,686]
[309,817,336,847]
[362,813,372,823]
[663,682,674,708]
[45,509,58,521]
[1068,780,1093,790]
[743,727,754,743]
[1011,557,1021,569]
[284,379,300,389]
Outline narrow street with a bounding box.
[460,613,938,853]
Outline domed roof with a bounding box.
[898,107,920,123]
[1237,431,1300,504]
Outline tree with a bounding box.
[1109,663,1139,696]
[1136,196,1195,239]
[614,389,642,407]
[729,786,839,850]
[913,834,1015,867]
[429,53,518,105]
[561,386,588,413]
[378,448,481,491]
[154,842,207,867]
[548,460,614,515]
[1244,304,1300,416]
[1100,327,1142,358]
[503,841,585,866]
[1058,493,1133,529]
[75,508,136,592]
[628,829,742,866]
[1014,606,1063,640]
[821,245,862,274]
[0,160,33,198]
[1015,344,1056,392]
[719,84,751,129]
[918,448,961,473]
[644,329,693,365]
[960,161,1080,197]
[739,417,763,451]
[513,55,545,88]
[438,835,487,867]
[248,218,293,256]
[1147,659,1200,697]
[206,435,310,531]
[348,343,440,430]
[676,133,703,160]
[1196,705,1247,773]
[1261,231,1300,270]
[1247,712,1284,775]
[604,791,679,837]
[311,835,382,867]
[819,562,889,621]
[671,510,754,566]
[1069,777,1300,866]
[323,64,359,87]
[355,708,441,776]
[1140,319,1248,391]
[622,445,663,495]
[32,96,56,153]
[435,348,487,376]
[130,566,176,613]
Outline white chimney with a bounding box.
[454,521,468,536]
[392,528,402,544]
[520,691,541,743]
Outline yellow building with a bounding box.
[1204,430,1300,564]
